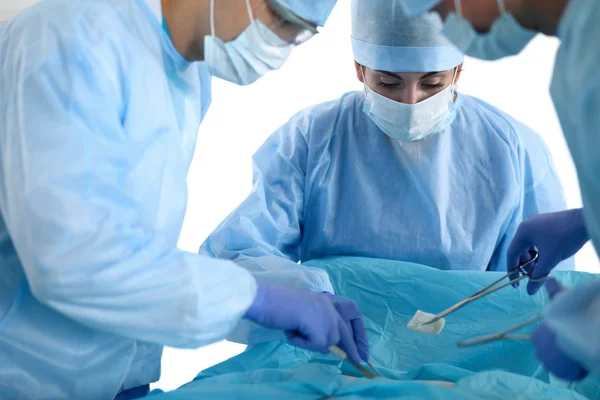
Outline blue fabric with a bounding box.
[0,0,256,399]
[351,0,463,72]
[545,279,600,374]
[399,0,442,17]
[114,385,150,400]
[543,0,600,374]
[150,257,600,400]
[200,90,570,344]
[351,39,464,73]
[278,0,337,27]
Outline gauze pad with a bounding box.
[407,310,445,334]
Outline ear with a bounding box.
[455,62,464,84]
[354,62,365,83]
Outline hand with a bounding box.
[507,209,589,295]
[533,324,589,381]
[532,278,589,381]
[244,282,367,364]
[325,293,370,361]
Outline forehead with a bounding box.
[372,70,450,79]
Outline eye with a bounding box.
[421,82,446,90]
[272,18,296,32]
[377,78,402,88]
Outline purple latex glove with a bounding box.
[507,209,589,295]
[325,293,370,361]
[532,278,589,381]
[245,282,366,364]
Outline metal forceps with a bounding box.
[314,348,384,400]
[328,346,383,379]
[424,250,543,326]
[456,315,541,347]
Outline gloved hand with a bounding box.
[244,282,367,364]
[532,278,589,381]
[507,208,589,295]
[325,293,370,361]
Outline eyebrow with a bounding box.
[376,71,444,80]
[420,71,443,79]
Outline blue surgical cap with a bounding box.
[351,0,464,72]
[278,0,337,27]
[400,0,442,17]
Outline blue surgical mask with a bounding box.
[441,0,537,61]
[204,0,294,85]
[362,68,457,142]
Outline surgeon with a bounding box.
[200,0,570,344]
[0,0,373,399]
[400,0,600,382]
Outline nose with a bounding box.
[397,86,420,105]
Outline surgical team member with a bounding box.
[200,0,570,344]
[0,0,371,399]
[400,0,600,382]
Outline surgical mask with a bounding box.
[204,0,294,85]
[362,68,457,142]
[441,0,537,61]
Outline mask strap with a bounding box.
[496,0,506,14]
[360,66,369,98]
[453,0,463,17]
[450,67,458,97]
[210,0,216,36]
[245,0,255,23]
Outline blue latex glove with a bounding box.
[507,209,589,295]
[532,278,589,381]
[325,293,370,361]
[244,282,366,364]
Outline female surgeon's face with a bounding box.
[355,63,460,104]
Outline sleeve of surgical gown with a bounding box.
[1,40,256,349]
[488,122,573,272]
[200,116,335,344]
[544,279,600,373]
[541,0,600,373]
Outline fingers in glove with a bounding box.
[350,317,370,362]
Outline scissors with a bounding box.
[456,315,541,347]
[328,346,384,379]
[424,250,544,326]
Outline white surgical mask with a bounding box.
[204,0,294,85]
[362,68,457,142]
[441,0,537,61]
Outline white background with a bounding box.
[2,0,599,394]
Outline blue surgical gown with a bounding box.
[200,91,570,343]
[0,0,256,399]
[541,0,600,375]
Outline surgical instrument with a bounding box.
[328,346,376,379]
[456,315,542,348]
[424,250,543,325]
[313,362,383,400]
[367,360,384,377]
